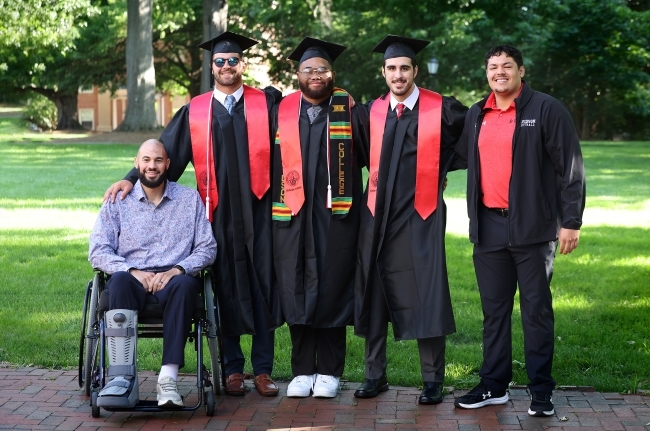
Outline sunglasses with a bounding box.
[213,57,241,68]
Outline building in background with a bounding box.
[77,86,190,131]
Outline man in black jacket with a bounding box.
[453,45,585,417]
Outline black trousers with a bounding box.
[289,325,346,377]
[473,205,556,393]
[364,268,446,382]
[221,258,275,377]
[106,271,200,369]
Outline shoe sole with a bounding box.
[158,399,184,408]
[313,389,338,398]
[528,407,554,416]
[455,394,509,409]
[354,384,389,399]
[418,395,444,405]
[286,389,312,397]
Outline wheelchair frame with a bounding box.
[78,270,225,418]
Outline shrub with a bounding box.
[21,94,58,131]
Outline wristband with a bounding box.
[173,265,186,275]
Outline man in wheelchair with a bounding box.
[89,139,217,408]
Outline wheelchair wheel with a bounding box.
[203,274,221,395]
[204,389,215,416]
[83,273,101,396]
[91,390,100,418]
[79,279,92,390]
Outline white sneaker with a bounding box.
[286,374,315,397]
[313,374,340,398]
[157,376,183,407]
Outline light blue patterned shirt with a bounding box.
[89,180,216,276]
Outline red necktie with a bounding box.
[396,103,405,119]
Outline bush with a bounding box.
[21,94,58,131]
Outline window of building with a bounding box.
[79,109,94,130]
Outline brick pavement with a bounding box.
[1,365,649,430]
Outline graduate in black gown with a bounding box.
[353,35,467,404]
[103,31,284,398]
[270,38,369,398]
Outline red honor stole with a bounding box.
[189,85,270,221]
[368,88,442,220]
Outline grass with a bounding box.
[0,116,648,393]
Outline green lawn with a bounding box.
[0,117,648,393]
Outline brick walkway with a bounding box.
[1,366,649,430]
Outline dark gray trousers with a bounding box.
[107,271,200,369]
[364,269,446,382]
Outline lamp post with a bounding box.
[427,56,439,90]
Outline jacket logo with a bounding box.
[521,119,536,127]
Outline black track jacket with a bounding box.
[454,82,585,246]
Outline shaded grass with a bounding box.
[0,118,648,392]
[0,140,196,211]
[444,141,650,211]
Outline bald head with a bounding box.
[135,139,170,189]
[137,139,168,158]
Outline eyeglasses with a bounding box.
[299,67,332,77]
[213,57,241,68]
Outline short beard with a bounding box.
[215,70,242,87]
[390,80,412,97]
[299,78,334,101]
[138,169,166,189]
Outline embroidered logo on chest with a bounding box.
[521,119,536,127]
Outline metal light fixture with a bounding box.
[427,56,439,75]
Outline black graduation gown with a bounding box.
[271,98,369,328]
[124,91,284,337]
[354,95,467,341]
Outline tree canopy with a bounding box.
[1,0,648,138]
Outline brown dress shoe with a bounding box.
[224,373,246,396]
[254,374,279,397]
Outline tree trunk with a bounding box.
[317,0,333,30]
[54,92,84,130]
[200,0,228,94]
[117,0,158,131]
[581,103,590,140]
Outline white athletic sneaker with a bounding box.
[157,376,183,407]
[312,374,340,398]
[286,374,315,397]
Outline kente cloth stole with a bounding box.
[272,88,353,221]
[189,85,270,222]
[368,88,442,220]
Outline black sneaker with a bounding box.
[454,382,508,409]
[528,391,554,416]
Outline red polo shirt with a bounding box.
[477,89,520,208]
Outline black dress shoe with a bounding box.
[419,381,443,405]
[354,375,389,398]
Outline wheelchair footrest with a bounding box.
[102,399,186,412]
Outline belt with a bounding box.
[487,207,509,217]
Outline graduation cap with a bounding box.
[372,35,430,62]
[197,31,259,55]
[288,37,346,64]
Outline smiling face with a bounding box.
[135,140,170,189]
[382,56,418,101]
[297,56,335,104]
[486,52,525,101]
[212,52,246,91]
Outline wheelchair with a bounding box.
[78,269,226,418]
